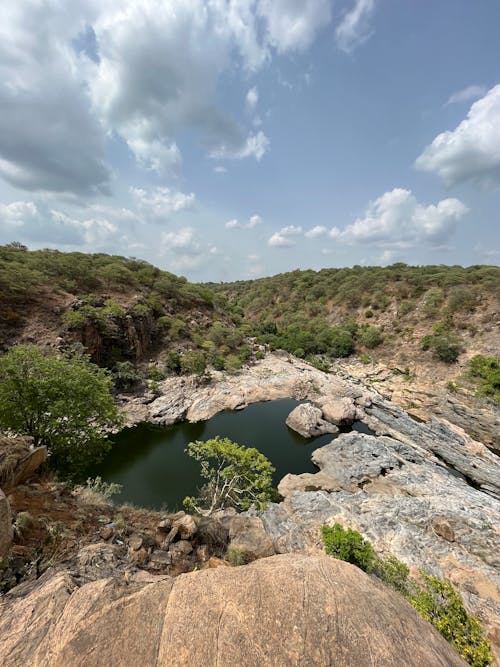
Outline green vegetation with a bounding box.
[321,524,376,571]
[0,345,121,478]
[321,523,492,666]
[468,355,500,403]
[184,437,275,515]
[421,321,463,363]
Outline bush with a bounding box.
[421,332,463,363]
[468,355,500,403]
[409,572,492,667]
[358,325,384,349]
[372,555,410,595]
[321,524,376,572]
[112,361,143,390]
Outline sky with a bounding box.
[0,0,499,282]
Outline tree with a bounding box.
[0,345,121,478]
[184,436,275,515]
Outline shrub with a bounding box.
[112,361,143,390]
[468,355,500,403]
[421,333,462,363]
[358,325,384,349]
[180,351,207,375]
[409,572,492,667]
[74,476,122,506]
[226,545,246,566]
[372,555,410,595]
[321,524,376,572]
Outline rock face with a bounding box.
[227,515,275,562]
[261,432,500,660]
[320,397,356,425]
[0,488,12,557]
[285,403,338,438]
[0,554,467,667]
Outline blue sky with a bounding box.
[0,0,499,281]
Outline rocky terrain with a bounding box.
[0,553,467,667]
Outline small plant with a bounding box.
[74,476,122,506]
[13,511,34,539]
[447,380,458,393]
[321,524,375,572]
[467,355,500,403]
[372,555,410,595]
[226,545,246,566]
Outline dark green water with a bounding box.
[90,399,371,510]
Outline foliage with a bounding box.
[321,523,492,666]
[321,524,376,572]
[421,328,463,363]
[112,361,143,390]
[409,572,492,667]
[184,436,275,515]
[226,545,247,566]
[357,324,384,349]
[0,345,121,479]
[467,355,500,403]
[73,476,122,505]
[180,350,207,375]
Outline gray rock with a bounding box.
[285,403,339,438]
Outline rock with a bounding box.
[0,488,13,557]
[195,545,210,562]
[285,403,339,438]
[148,550,172,572]
[320,397,356,425]
[99,525,114,541]
[128,546,149,565]
[260,431,500,656]
[206,556,229,568]
[228,516,275,562]
[432,518,455,542]
[128,533,143,551]
[172,514,197,540]
[169,540,193,561]
[196,517,229,552]
[156,518,172,532]
[0,554,467,666]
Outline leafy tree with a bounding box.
[184,436,275,515]
[468,355,500,403]
[0,345,121,478]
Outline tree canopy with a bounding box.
[0,345,122,478]
[184,436,275,515]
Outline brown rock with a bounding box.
[128,533,144,551]
[206,556,229,568]
[99,525,114,541]
[321,397,357,425]
[195,545,210,563]
[0,554,467,666]
[228,515,275,562]
[169,540,193,561]
[432,518,455,542]
[156,518,172,532]
[148,550,172,572]
[0,488,12,557]
[172,514,197,540]
[128,546,149,565]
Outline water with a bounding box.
[89,398,372,510]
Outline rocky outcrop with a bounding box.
[285,403,338,438]
[0,488,12,557]
[320,396,357,425]
[227,515,275,562]
[261,432,500,660]
[0,554,467,667]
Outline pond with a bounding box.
[88,398,372,510]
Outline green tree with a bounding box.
[184,436,275,515]
[0,345,121,478]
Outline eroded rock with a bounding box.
[228,515,275,562]
[285,403,338,438]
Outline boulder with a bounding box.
[285,403,339,438]
[228,516,275,562]
[172,514,197,540]
[0,488,12,557]
[0,554,467,666]
[320,397,356,425]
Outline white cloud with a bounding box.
[210,131,270,161]
[0,201,38,227]
[225,215,263,229]
[338,188,468,247]
[416,84,500,188]
[246,86,259,111]
[214,166,227,174]
[305,225,328,239]
[130,186,195,221]
[268,224,303,247]
[446,85,487,106]
[335,0,375,53]
[258,0,332,53]
[161,227,196,250]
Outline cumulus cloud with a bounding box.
[335,0,375,53]
[304,225,328,239]
[416,85,500,188]
[268,225,303,247]
[130,186,195,221]
[210,131,270,161]
[0,201,38,227]
[446,85,487,106]
[161,227,196,250]
[324,188,468,248]
[225,214,263,230]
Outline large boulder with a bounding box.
[0,554,467,666]
[320,397,357,426]
[285,403,338,438]
[0,488,12,557]
[227,515,275,562]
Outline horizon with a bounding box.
[1,1,499,281]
